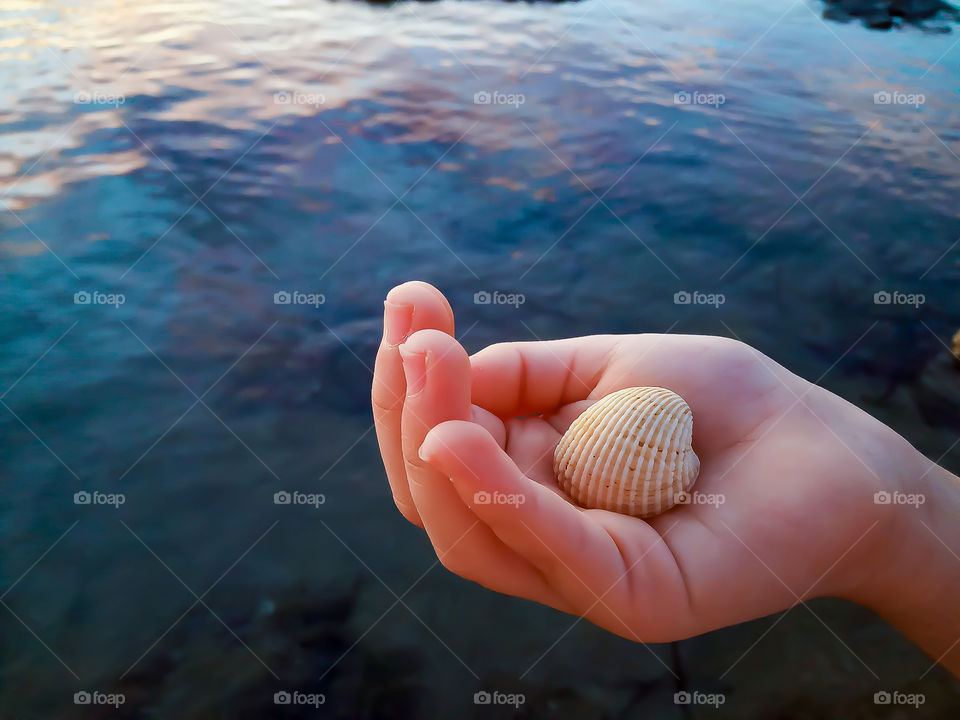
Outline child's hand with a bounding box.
[372,281,956,662]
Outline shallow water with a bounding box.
[1,0,959,716]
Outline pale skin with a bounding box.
[372,281,960,677]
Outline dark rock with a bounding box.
[822,0,958,28]
[865,12,897,26]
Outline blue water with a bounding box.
[1,0,959,716]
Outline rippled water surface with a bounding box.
[2,0,959,716]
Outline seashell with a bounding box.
[554,386,700,518]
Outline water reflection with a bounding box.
[2,0,957,214]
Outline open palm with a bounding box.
[373,282,910,642]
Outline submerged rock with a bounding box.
[98,580,426,720]
[914,352,960,430]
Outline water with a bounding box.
[1,0,959,716]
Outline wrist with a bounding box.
[851,447,960,675]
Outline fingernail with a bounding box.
[384,301,413,347]
[417,443,432,463]
[399,347,427,396]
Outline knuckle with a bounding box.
[371,383,404,415]
[403,451,434,472]
[704,336,763,372]
[371,393,400,416]
[436,548,469,577]
[707,334,750,356]
[394,498,423,527]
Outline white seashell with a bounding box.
[554,386,700,518]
